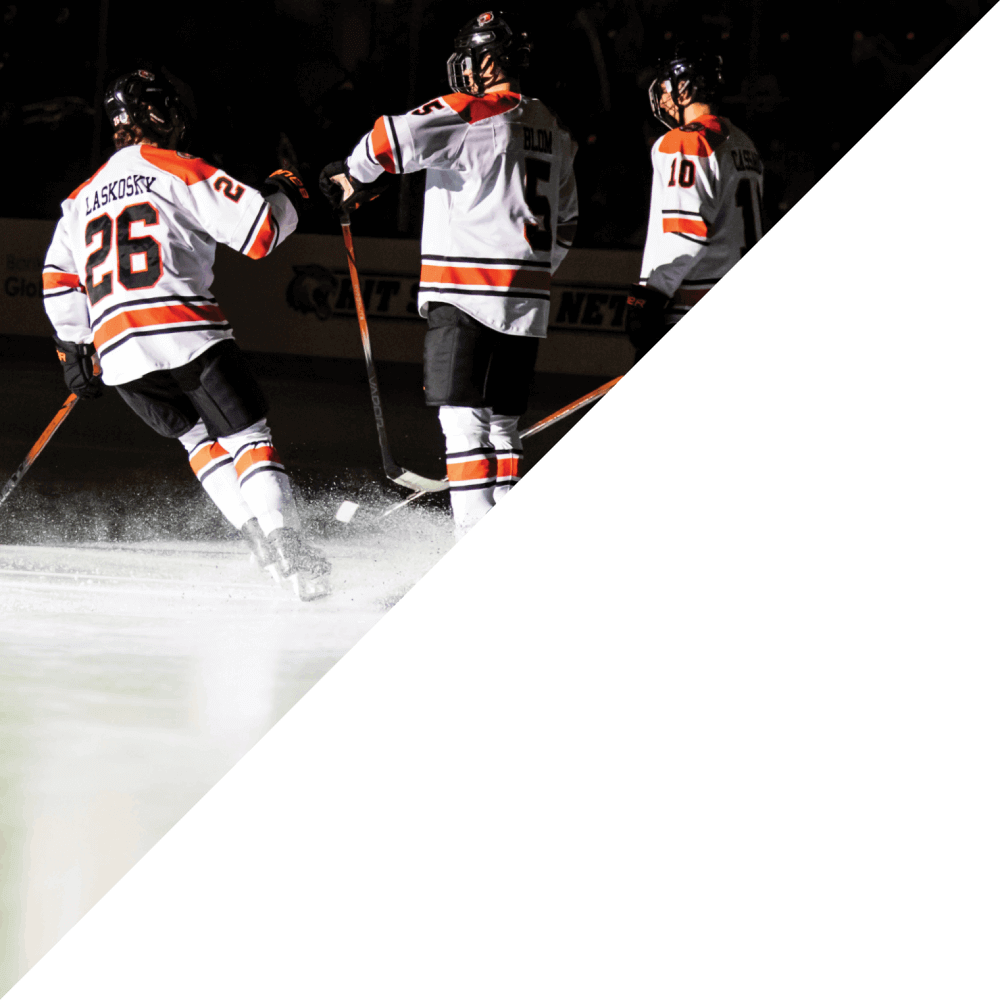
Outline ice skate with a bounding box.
[240,517,282,583]
[267,527,331,601]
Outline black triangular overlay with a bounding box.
[11,11,998,1000]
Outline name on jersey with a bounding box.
[85,175,158,215]
[523,127,553,154]
[730,149,762,174]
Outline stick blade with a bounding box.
[391,470,450,493]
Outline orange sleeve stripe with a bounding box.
[42,272,82,290]
[189,441,230,475]
[94,303,227,349]
[420,265,551,291]
[662,218,709,238]
[139,145,219,185]
[246,210,277,260]
[371,117,397,173]
[235,447,283,478]
[446,458,494,482]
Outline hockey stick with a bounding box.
[340,219,449,494]
[0,393,79,510]
[380,375,624,517]
[519,375,622,440]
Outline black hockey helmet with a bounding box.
[648,42,724,129]
[103,69,189,148]
[447,10,531,97]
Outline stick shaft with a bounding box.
[520,376,622,440]
[341,221,403,479]
[0,394,79,509]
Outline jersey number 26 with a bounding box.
[85,202,163,305]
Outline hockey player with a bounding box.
[41,69,330,599]
[320,10,578,535]
[627,43,764,362]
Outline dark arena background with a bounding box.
[0,1,993,993]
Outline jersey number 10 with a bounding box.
[84,202,163,305]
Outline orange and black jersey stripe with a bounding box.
[419,255,552,301]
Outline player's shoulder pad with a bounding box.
[139,145,219,185]
[66,160,110,201]
[437,91,522,125]
[658,116,730,157]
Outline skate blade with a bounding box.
[288,571,332,602]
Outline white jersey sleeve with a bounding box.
[137,146,297,260]
[346,97,470,181]
[640,115,763,327]
[41,144,299,386]
[42,214,91,345]
[346,92,578,338]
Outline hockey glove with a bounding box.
[263,168,311,217]
[318,160,390,218]
[54,337,102,399]
[625,283,671,362]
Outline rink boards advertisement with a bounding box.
[1,218,638,377]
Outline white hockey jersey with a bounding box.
[640,114,763,329]
[346,91,578,338]
[42,144,296,385]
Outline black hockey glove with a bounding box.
[264,168,311,216]
[625,283,671,362]
[54,337,102,399]
[318,160,390,218]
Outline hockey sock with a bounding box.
[438,405,496,530]
[180,420,255,530]
[489,413,523,501]
[216,418,301,535]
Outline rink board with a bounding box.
[1,217,637,378]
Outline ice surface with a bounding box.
[0,507,454,994]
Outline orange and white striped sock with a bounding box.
[180,420,254,529]
[217,418,300,535]
[438,405,495,531]
[489,413,523,501]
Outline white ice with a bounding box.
[0,519,452,994]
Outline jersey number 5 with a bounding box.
[524,157,552,252]
[85,203,163,304]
